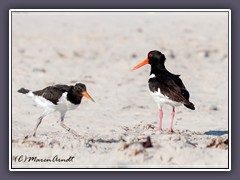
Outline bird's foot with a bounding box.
[60,122,81,137]
[156,127,163,132]
[155,128,163,135]
[168,128,174,133]
[67,128,80,137]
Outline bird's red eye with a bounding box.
[149,53,153,57]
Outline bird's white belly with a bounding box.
[28,92,56,113]
[28,92,78,112]
[149,88,182,107]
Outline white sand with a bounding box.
[11,11,229,169]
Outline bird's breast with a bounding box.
[148,87,182,107]
[57,92,79,111]
[148,75,182,107]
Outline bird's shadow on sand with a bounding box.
[204,130,228,136]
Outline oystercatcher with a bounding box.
[18,83,95,137]
[132,50,195,132]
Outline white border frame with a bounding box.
[9,9,231,171]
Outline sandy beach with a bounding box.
[11,11,229,169]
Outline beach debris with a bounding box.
[62,145,67,149]
[56,50,66,58]
[131,148,143,156]
[23,139,45,148]
[122,105,131,110]
[122,126,130,131]
[128,143,145,156]
[206,137,228,149]
[169,50,175,59]
[209,105,219,111]
[221,54,228,61]
[197,48,218,58]
[119,136,153,156]
[142,136,153,148]
[136,28,143,33]
[137,105,148,109]
[32,68,46,73]
[49,139,61,148]
[84,75,92,79]
[95,136,125,143]
[143,124,156,130]
[18,48,25,54]
[73,50,83,57]
[171,135,181,141]
[204,50,210,57]
[83,138,95,148]
[39,143,45,148]
[185,140,197,148]
[109,129,116,133]
[131,53,138,58]
[168,157,173,162]
[12,136,45,148]
[120,143,129,150]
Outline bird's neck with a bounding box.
[67,87,82,105]
[150,63,166,75]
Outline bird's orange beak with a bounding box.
[131,59,149,71]
[82,91,95,102]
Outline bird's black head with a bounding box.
[132,50,166,71]
[73,83,95,102]
[74,83,87,93]
[147,50,166,67]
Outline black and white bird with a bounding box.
[132,50,195,132]
[18,83,95,137]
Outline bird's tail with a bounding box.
[18,88,30,94]
[184,101,195,110]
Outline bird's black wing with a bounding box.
[149,71,190,104]
[169,72,190,100]
[33,84,71,105]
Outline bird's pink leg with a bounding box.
[157,106,163,131]
[168,107,175,132]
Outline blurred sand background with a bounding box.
[11,11,229,169]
